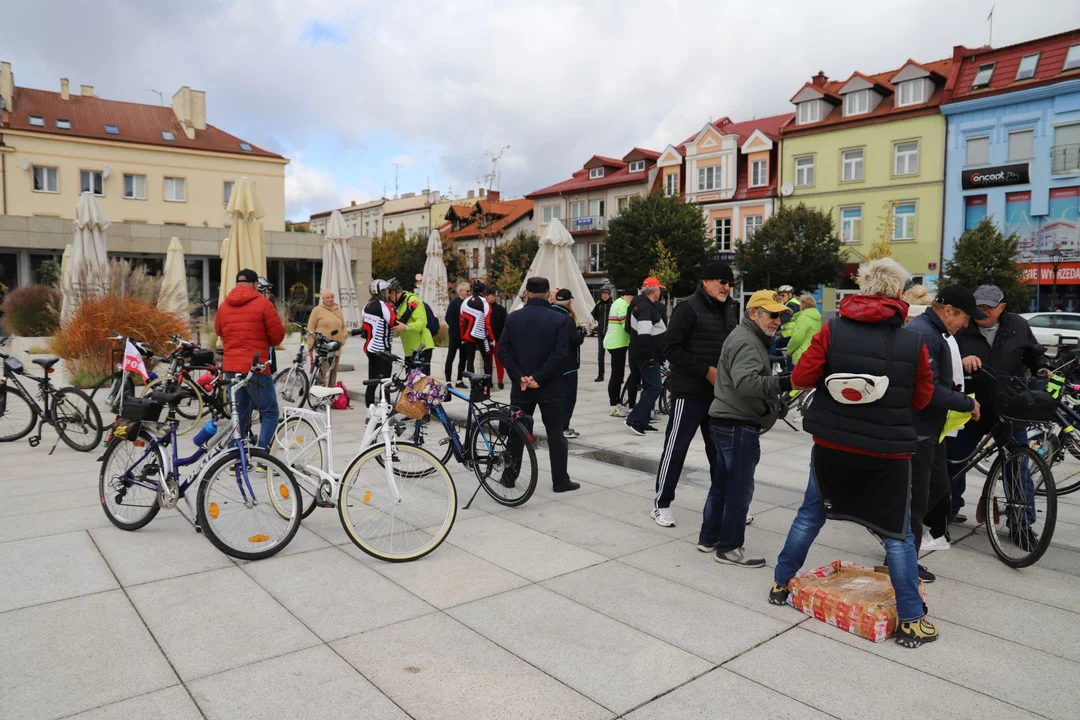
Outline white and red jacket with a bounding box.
[460,294,494,349]
[362,299,397,354]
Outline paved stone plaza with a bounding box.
[1,338,1078,719]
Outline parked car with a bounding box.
[1020,312,1080,358]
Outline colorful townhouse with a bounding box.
[656,113,793,262]
[780,58,953,300]
[940,30,1080,311]
[526,149,660,292]
[439,191,533,281]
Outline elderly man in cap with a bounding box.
[947,284,1051,548]
[552,288,586,438]
[625,277,668,435]
[497,277,579,492]
[650,261,739,527]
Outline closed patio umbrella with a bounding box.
[319,210,362,330]
[512,218,595,329]
[64,191,110,322]
[419,228,449,319]
[59,243,73,320]
[219,177,266,304]
[159,236,188,316]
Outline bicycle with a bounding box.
[618,360,669,415]
[271,356,457,562]
[1024,371,1080,497]
[139,335,222,435]
[273,322,312,407]
[88,333,157,423]
[0,335,104,452]
[98,354,302,560]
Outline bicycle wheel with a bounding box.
[53,387,104,452]
[269,415,323,518]
[658,380,669,415]
[98,429,164,530]
[410,414,455,467]
[0,385,38,441]
[980,446,1056,568]
[273,366,310,408]
[89,371,134,423]
[142,376,204,436]
[470,412,538,506]
[338,442,456,562]
[196,447,302,560]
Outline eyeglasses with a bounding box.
[718,279,731,287]
[767,311,782,319]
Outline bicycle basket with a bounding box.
[120,396,164,422]
[187,348,215,367]
[395,370,448,419]
[994,377,1057,423]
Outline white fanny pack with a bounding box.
[824,373,890,405]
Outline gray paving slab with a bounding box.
[189,644,410,720]
[624,667,833,720]
[750,505,891,559]
[956,526,1080,577]
[446,513,606,582]
[89,515,235,587]
[924,544,1079,612]
[561,486,705,534]
[126,566,320,681]
[0,504,113,543]
[0,469,98,499]
[502,500,674,558]
[542,561,792,663]
[0,530,117,612]
[448,583,712,715]
[0,487,100,518]
[727,627,1040,720]
[0,590,176,720]
[333,612,610,720]
[243,546,434,641]
[67,686,202,720]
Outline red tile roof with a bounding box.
[624,147,661,161]
[444,198,534,240]
[780,58,953,136]
[944,29,1080,103]
[676,112,794,154]
[527,148,660,198]
[2,86,283,159]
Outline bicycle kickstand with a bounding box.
[47,431,63,456]
[462,481,485,511]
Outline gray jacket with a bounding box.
[710,316,785,431]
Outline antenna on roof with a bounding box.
[987,4,995,46]
[390,161,403,198]
[145,88,163,106]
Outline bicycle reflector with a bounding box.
[208,502,220,519]
[510,409,524,421]
[248,534,270,543]
[279,485,290,500]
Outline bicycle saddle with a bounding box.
[32,357,60,369]
[463,371,490,383]
[309,385,344,398]
[149,389,194,405]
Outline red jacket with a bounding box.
[792,295,934,458]
[214,286,285,374]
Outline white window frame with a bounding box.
[628,160,645,173]
[844,90,869,117]
[893,202,916,241]
[1008,129,1034,161]
[966,136,990,166]
[123,173,146,200]
[588,242,603,273]
[744,215,763,240]
[841,149,864,182]
[164,176,186,203]
[797,100,821,125]
[32,165,58,193]
[28,115,45,127]
[589,167,604,179]
[541,204,561,224]
[664,172,679,197]
[894,141,919,176]
[56,118,71,129]
[570,200,585,220]
[589,199,604,217]
[795,155,815,187]
[697,165,723,192]
[972,62,995,89]
[714,217,732,252]
[750,159,767,187]
[80,170,105,196]
[571,242,586,272]
[840,206,862,244]
[1064,43,1080,71]
[896,79,926,107]
[1016,53,1040,81]
[616,196,632,214]
[223,180,234,207]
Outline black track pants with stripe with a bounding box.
[654,397,717,510]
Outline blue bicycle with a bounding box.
[97,355,302,560]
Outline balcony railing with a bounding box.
[1051,144,1080,174]
[567,215,605,232]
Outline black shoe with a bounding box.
[553,481,581,493]
[455,381,467,389]
[594,376,604,382]
[498,473,518,489]
[917,564,936,583]
[768,582,790,606]
[1011,527,1039,552]
[644,424,659,432]
[498,382,504,390]
[625,421,646,436]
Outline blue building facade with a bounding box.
[942,79,1080,311]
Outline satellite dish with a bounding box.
[102,165,111,179]
[780,182,794,197]
[20,157,29,171]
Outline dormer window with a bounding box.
[1016,53,1040,81]
[972,63,995,89]
[1064,44,1080,71]
[104,124,119,135]
[896,79,927,107]
[29,115,45,127]
[797,100,822,125]
[56,119,71,129]
[589,167,604,179]
[844,90,870,116]
[628,160,645,173]
[238,142,253,152]
[161,131,175,141]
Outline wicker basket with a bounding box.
[395,375,435,419]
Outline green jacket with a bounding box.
[395,291,434,357]
[603,296,631,350]
[779,297,801,338]
[789,308,822,364]
[710,317,786,431]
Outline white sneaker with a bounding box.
[922,534,951,551]
[609,405,628,418]
[652,507,676,527]
[745,515,754,526]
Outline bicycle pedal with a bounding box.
[27,436,40,448]
[316,501,336,509]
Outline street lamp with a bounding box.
[1050,247,1063,310]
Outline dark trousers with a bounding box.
[444,336,467,383]
[464,341,493,377]
[365,352,393,407]
[596,334,605,379]
[699,423,759,552]
[627,358,661,426]
[910,437,949,551]
[607,347,627,406]
[562,371,579,428]
[625,348,641,408]
[512,392,570,488]
[654,397,716,510]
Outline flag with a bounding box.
[122,339,149,381]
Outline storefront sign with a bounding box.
[1021,262,1080,285]
[961,163,1030,190]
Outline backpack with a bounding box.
[332,381,351,410]
[424,301,440,336]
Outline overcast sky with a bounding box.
[3,1,1078,221]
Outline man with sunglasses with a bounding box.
[651,261,738,527]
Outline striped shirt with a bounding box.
[362,299,396,354]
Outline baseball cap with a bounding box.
[236,268,258,284]
[777,284,794,293]
[526,276,550,293]
[701,261,735,283]
[973,285,1005,307]
[746,290,788,314]
[555,288,573,301]
[643,277,665,289]
[257,277,273,289]
[937,285,989,320]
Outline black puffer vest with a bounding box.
[803,316,922,455]
[668,289,738,399]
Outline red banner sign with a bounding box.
[1021,262,1080,285]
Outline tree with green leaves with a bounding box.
[487,230,540,297]
[943,217,1029,307]
[371,227,427,288]
[604,191,708,297]
[733,203,845,293]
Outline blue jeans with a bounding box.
[774,469,925,622]
[229,372,279,449]
[627,359,661,426]
[698,424,759,553]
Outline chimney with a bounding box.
[811,71,828,88]
[1,61,14,112]
[60,78,69,101]
[467,190,475,199]
[480,188,486,197]
[80,84,94,97]
[487,190,501,202]
[350,200,356,206]
[171,86,207,139]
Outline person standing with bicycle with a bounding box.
[362,280,397,409]
[307,288,347,387]
[215,268,285,449]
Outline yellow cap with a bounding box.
[746,290,789,313]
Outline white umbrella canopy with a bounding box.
[64,192,110,321]
[513,218,596,329]
[419,228,449,318]
[59,243,74,321]
[159,236,189,316]
[219,178,266,304]
[319,210,362,330]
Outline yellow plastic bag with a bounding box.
[939,394,976,442]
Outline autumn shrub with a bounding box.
[0,284,62,336]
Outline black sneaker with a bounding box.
[918,564,936,583]
[644,425,659,432]
[553,481,581,493]
[895,618,939,648]
[594,376,604,382]
[1011,527,1039,552]
[497,382,504,390]
[768,582,790,606]
[625,421,646,436]
[455,381,467,388]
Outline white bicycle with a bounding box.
[271,369,456,562]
